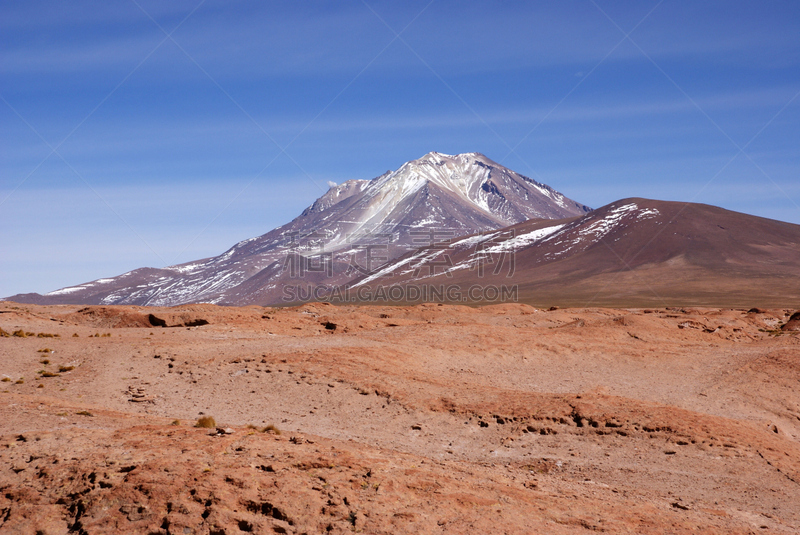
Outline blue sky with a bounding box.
[1,0,798,297]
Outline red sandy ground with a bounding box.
[1,302,798,534]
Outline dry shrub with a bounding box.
[262,424,281,435]
[58,365,75,373]
[195,416,216,428]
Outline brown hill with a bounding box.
[348,198,800,307]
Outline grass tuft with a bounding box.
[261,424,281,435]
[195,416,216,428]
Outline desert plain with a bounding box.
[1,301,799,534]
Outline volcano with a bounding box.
[6,152,589,307]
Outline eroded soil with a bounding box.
[1,302,798,534]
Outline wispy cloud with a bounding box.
[6,2,796,78]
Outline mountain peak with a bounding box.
[413,151,484,165]
[363,151,587,224]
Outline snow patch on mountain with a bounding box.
[45,286,84,296]
[482,224,566,254]
[577,203,660,241]
[542,203,661,261]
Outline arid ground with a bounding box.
[1,301,799,534]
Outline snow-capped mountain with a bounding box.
[7,152,590,307]
[237,151,589,258]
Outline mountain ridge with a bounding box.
[5,152,589,307]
